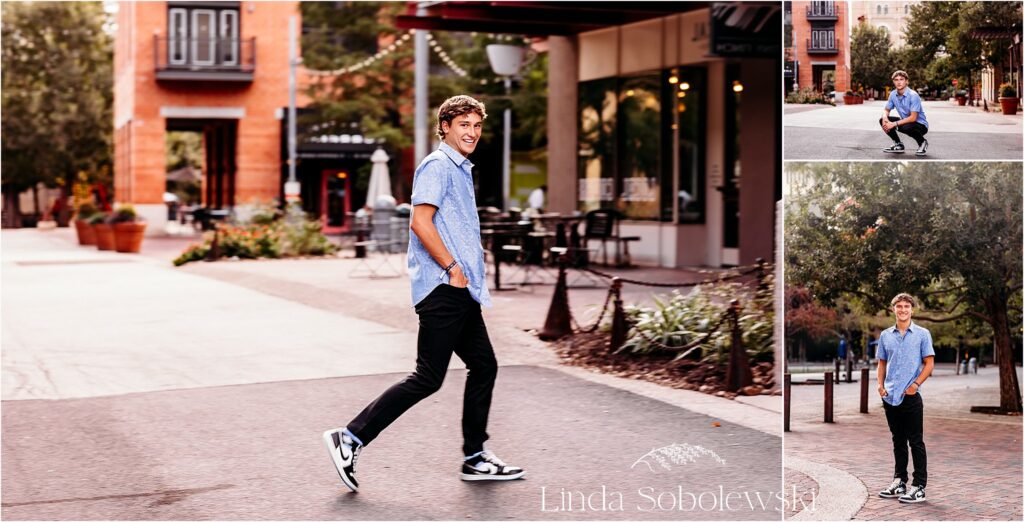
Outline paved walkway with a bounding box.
[784,366,1023,520]
[784,100,1023,160]
[2,228,781,520]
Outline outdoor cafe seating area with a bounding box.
[343,203,641,285]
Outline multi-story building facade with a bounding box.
[849,1,919,47]
[787,1,850,95]
[114,1,385,234]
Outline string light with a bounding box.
[304,29,416,77]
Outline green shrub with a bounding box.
[999,83,1017,98]
[108,204,140,224]
[75,202,98,221]
[618,274,775,366]
[785,87,834,105]
[87,212,108,225]
[173,243,209,266]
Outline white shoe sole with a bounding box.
[898,496,926,503]
[883,150,906,154]
[461,470,526,481]
[322,430,359,492]
[878,492,903,498]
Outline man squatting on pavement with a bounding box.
[322,95,525,493]
[880,70,929,156]
[876,293,935,504]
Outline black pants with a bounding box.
[346,284,498,456]
[880,116,928,146]
[882,393,927,487]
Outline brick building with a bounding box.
[786,1,850,95]
[113,1,383,234]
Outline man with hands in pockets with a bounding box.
[876,293,935,504]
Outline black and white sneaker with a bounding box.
[323,428,362,492]
[878,478,906,498]
[883,142,906,154]
[461,450,526,481]
[915,139,929,156]
[898,484,926,503]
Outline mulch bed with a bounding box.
[549,330,777,399]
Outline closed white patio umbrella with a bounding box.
[365,147,393,207]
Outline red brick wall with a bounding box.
[791,1,850,93]
[114,1,307,205]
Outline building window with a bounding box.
[904,4,908,14]
[617,74,662,220]
[884,4,889,14]
[167,2,241,68]
[810,29,834,49]
[876,5,881,14]
[672,68,707,223]
[578,78,618,215]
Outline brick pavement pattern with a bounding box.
[786,409,1022,521]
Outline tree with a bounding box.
[786,162,1023,413]
[1,1,113,226]
[850,23,893,93]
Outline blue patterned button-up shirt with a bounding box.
[885,88,929,128]
[877,322,935,406]
[407,143,491,308]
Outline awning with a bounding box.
[396,1,709,36]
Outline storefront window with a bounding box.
[672,68,706,223]
[617,74,661,220]
[577,78,617,213]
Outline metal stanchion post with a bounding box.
[860,367,869,413]
[824,371,834,423]
[539,255,573,340]
[609,278,627,352]
[784,373,791,432]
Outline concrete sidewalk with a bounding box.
[784,366,1023,520]
[2,228,781,520]
[784,100,1023,160]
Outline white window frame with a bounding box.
[169,8,188,65]
[219,10,238,66]
[190,9,217,66]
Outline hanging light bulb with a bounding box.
[732,81,744,93]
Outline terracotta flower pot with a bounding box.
[842,95,855,105]
[93,223,115,251]
[956,96,967,106]
[74,219,96,245]
[113,222,147,253]
[999,97,1019,116]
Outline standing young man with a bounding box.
[880,70,930,156]
[322,95,525,493]
[876,293,935,504]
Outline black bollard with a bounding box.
[609,279,627,352]
[784,373,791,433]
[539,255,573,341]
[834,359,841,385]
[846,356,853,383]
[725,300,754,392]
[205,227,220,262]
[860,367,869,413]
[824,371,834,423]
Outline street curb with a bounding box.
[539,363,781,437]
[785,456,867,521]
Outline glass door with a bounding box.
[190,9,216,66]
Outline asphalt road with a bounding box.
[2,366,782,520]
[783,127,1023,160]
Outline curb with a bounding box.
[785,455,867,521]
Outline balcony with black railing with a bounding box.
[807,37,839,54]
[806,1,838,21]
[154,36,255,82]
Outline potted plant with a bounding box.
[998,83,1019,115]
[109,204,147,253]
[955,89,968,106]
[842,90,856,105]
[89,212,115,251]
[73,202,99,245]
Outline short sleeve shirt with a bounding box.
[407,143,491,308]
[876,322,935,406]
[885,88,929,128]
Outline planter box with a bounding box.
[956,96,967,106]
[93,223,115,251]
[74,219,96,245]
[113,222,147,253]
[999,97,1019,115]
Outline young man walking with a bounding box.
[876,293,935,504]
[880,70,930,156]
[322,95,525,492]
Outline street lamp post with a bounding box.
[486,44,525,211]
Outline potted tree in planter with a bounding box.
[998,83,1019,116]
[110,204,147,253]
[955,89,968,106]
[842,90,856,105]
[73,202,99,245]
[89,212,115,251]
